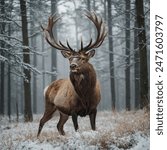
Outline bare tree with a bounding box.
[0,0,5,115]
[135,0,149,108]
[87,0,91,11]
[19,0,33,121]
[51,0,58,81]
[7,0,14,120]
[125,0,131,110]
[107,0,116,110]
[30,0,37,113]
[134,9,140,109]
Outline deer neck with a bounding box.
[70,63,96,100]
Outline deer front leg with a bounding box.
[57,112,69,135]
[72,112,79,131]
[89,109,97,130]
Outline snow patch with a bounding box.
[0,110,149,150]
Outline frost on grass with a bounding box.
[0,110,149,150]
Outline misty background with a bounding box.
[0,0,150,120]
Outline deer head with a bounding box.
[41,12,107,73]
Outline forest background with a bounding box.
[0,0,150,122]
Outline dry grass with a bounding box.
[114,110,150,136]
[79,110,150,149]
[0,110,150,149]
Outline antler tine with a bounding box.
[80,12,107,52]
[42,15,74,52]
[66,40,74,51]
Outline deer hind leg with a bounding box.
[89,109,97,130]
[37,102,56,137]
[72,112,79,131]
[57,112,69,135]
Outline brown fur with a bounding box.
[37,61,100,137]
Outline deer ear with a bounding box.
[85,49,95,58]
[61,51,72,58]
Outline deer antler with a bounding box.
[79,11,107,52]
[41,14,74,52]
[42,12,107,52]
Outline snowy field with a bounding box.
[0,110,149,150]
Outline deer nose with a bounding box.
[70,63,77,70]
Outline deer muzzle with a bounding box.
[70,63,79,72]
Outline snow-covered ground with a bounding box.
[0,110,149,150]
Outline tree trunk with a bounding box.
[125,0,131,110]
[87,0,91,11]
[51,0,58,81]
[103,0,107,21]
[73,1,79,49]
[20,0,33,122]
[32,44,37,113]
[30,0,37,113]
[107,0,116,110]
[135,0,149,109]
[0,0,5,115]
[134,12,140,109]
[7,64,11,120]
[42,35,45,90]
[7,13,12,121]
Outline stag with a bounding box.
[37,12,107,137]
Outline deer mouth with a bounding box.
[70,68,79,73]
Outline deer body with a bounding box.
[45,66,100,116]
[37,12,107,137]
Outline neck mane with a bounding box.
[70,63,96,102]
